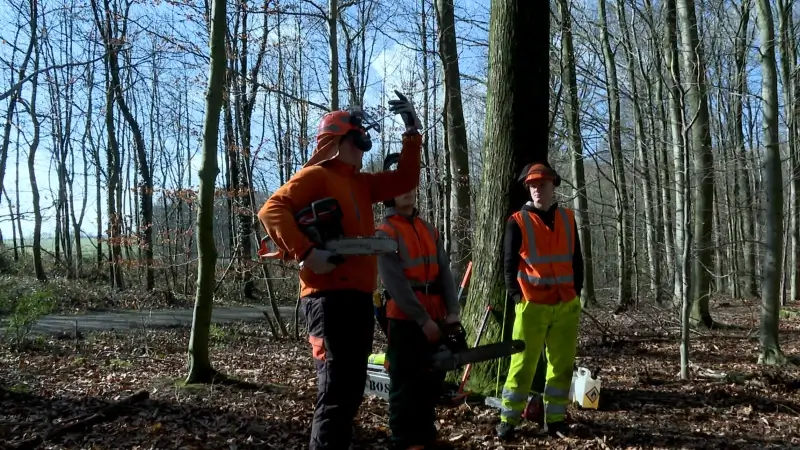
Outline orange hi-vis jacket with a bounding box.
[376,213,447,322]
[512,206,577,304]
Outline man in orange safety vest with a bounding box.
[496,162,584,441]
[376,152,461,450]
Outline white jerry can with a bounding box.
[571,367,601,409]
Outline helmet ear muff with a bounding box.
[344,130,372,152]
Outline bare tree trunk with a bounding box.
[664,0,686,307]
[0,2,34,212]
[558,0,595,306]
[755,0,786,364]
[777,0,800,303]
[733,0,756,298]
[4,187,17,261]
[186,0,226,384]
[100,0,153,290]
[15,135,25,257]
[328,0,339,110]
[94,117,103,273]
[721,133,739,297]
[420,0,434,221]
[435,0,472,277]
[616,0,660,304]
[25,0,45,282]
[640,0,674,298]
[460,0,549,392]
[231,1,269,299]
[599,0,632,310]
[224,92,238,260]
[676,0,715,328]
[91,0,124,290]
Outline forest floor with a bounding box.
[2,296,800,449]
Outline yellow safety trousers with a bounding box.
[500,296,581,425]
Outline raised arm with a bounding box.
[362,132,423,203]
[257,168,325,262]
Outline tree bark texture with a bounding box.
[557,0,595,306]
[755,0,785,364]
[676,0,715,327]
[186,0,226,384]
[435,0,472,280]
[461,0,549,394]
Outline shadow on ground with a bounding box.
[624,347,758,366]
[596,386,800,414]
[0,385,388,449]
[573,418,798,449]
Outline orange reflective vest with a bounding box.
[512,207,577,304]
[376,215,447,321]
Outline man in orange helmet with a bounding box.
[258,92,423,450]
[496,162,584,441]
[376,153,460,450]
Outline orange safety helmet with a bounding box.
[518,162,561,187]
[304,107,379,168]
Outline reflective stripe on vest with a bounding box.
[514,207,577,304]
[518,208,573,265]
[516,271,574,285]
[381,219,438,272]
[377,215,445,320]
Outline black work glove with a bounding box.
[438,321,468,353]
[388,90,422,133]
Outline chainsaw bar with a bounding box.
[324,237,398,255]
[431,339,526,372]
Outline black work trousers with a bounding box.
[386,319,446,449]
[302,290,375,450]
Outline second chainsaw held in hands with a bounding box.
[258,197,398,264]
[430,321,526,372]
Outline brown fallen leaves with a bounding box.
[1,297,800,449]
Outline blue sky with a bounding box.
[0,0,491,241]
[0,0,778,244]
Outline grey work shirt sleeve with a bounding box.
[376,229,431,326]
[436,235,460,316]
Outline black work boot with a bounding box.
[495,422,516,441]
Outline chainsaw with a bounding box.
[430,322,526,372]
[259,197,398,264]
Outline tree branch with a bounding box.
[0,53,109,102]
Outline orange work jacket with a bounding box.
[512,207,577,304]
[376,214,447,321]
[257,133,422,298]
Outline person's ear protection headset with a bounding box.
[322,106,381,152]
